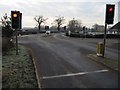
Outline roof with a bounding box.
[110,22,120,29]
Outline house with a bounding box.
[108,22,120,34]
[92,24,105,32]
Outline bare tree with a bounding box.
[1,13,11,27]
[67,18,82,33]
[1,13,13,37]
[54,16,65,31]
[34,16,47,30]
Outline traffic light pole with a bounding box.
[102,4,115,57]
[103,23,107,57]
[15,28,19,55]
[11,11,22,55]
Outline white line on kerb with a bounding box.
[32,58,42,89]
[53,34,57,38]
[62,34,66,37]
[42,69,108,79]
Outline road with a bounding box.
[19,33,118,88]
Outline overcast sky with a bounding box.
[0,0,119,28]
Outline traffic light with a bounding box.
[45,26,49,30]
[83,26,85,31]
[64,26,66,30]
[19,13,22,29]
[45,26,47,30]
[11,11,20,29]
[105,4,115,24]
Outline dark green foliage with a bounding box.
[2,26,14,37]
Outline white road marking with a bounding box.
[62,34,68,38]
[42,69,108,79]
[19,35,29,37]
[53,34,67,39]
[53,34,57,38]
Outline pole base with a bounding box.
[97,53,103,57]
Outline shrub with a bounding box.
[2,26,14,37]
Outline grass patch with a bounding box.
[2,45,38,88]
[88,54,119,71]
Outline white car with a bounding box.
[45,30,51,35]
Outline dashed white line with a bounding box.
[42,69,108,79]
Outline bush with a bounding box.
[2,37,14,51]
[2,26,14,37]
[2,26,14,51]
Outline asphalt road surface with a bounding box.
[19,33,118,88]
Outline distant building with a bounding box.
[108,22,120,34]
[97,25,105,32]
[92,24,105,32]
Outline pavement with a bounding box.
[18,33,118,88]
[88,54,118,72]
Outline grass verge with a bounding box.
[88,54,119,72]
[2,45,38,88]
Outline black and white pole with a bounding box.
[15,28,19,55]
[103,23,107,57]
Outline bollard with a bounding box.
[97,42,104,57]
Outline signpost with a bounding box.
[83,26,86,38]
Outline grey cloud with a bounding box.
[0,4,12,17]
[0,1,118,27]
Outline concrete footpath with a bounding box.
[88,54,119,72]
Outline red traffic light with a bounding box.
[105,4,115,24]
[13,13,18,17]
[109,8,113,11]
